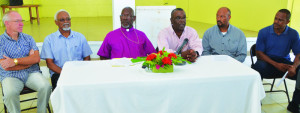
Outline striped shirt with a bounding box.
[0,31,40,83]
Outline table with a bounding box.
[1,4,40,24]
[50,55,265,113]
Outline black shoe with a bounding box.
[287,102,299,113]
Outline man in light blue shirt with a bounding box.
[0,11,51,113]
[202,7,247,62]
[40,9,92,90]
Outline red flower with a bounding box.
[162,57,172,65]
[168,53,177,59]
[158,51,166,55]
[146,54,157,61]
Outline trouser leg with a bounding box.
[2,77,24,113]
[25,72,51,113]
[51,73,60,90]
[252,58,293,79]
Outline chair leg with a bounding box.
[47,104,51,113]
[4,104,7,113]
[283,79,291,103]
[270,78,276,91]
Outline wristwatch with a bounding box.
[13,58,18,65]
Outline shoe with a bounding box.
[287,102,299,113]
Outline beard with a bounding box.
[62,23,71,31]
[121,24,130,29]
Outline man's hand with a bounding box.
[287,65,296,78]
[181,49,198,62]
[274,63,290,72]
[0,55,15,69]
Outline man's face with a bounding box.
[273,12,289,30]
[216,8,230,28]
[55,12,71,31]
[120,8,135,29]
[5,12,24,33]
[171,10,186,31]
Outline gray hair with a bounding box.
[54,9,71,21]
[2,11,17,25]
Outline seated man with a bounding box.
[157,8,202,62]
[202,7,247,62]
[97,7,156,59]
[251,9,300,113]
[0,11,51,113]
[41,9,92,90]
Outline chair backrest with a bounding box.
[250,44,256,66]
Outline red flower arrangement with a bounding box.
[142,48,187,72]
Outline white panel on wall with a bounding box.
[135,6,176,48]
[112,0,135,30]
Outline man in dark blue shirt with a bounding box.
[252,9,300,113]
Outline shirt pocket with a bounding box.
[73,44,83,60]
[228,40,239,53]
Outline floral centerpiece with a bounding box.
[132,48,189,73]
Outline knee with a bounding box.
[37,81,52,92]
[252,60,269,71]
[3,88,19,99]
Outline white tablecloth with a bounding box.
[50,55,265,113]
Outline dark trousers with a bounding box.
[251,57,294,79]
[51,73,60,90]
[252,57,300,107]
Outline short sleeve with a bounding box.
[40,37,54,60]
[256,30,266,52]
[29,36,39,51]
[97,33,111,58]
[80,35,93,58]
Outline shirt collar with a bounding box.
[270,24,289,35]
[217,24,231,34]
[55,29,74,39]
[170,25,187,37]
[120,27,134,32]
[3,30,23,41]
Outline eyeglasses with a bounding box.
[58,18,71,22]
[10,20,23,23]
[120,15,134,18]
[174,17,186,21]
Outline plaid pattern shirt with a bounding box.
[0,31,40,83]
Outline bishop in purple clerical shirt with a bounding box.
[97,7,156,59]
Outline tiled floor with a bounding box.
[0,17,295,113]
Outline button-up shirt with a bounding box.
[256,24,300,61]
[202,24,247,62]
[40,30,92,76]
[0,32,40,83]
[157,25,203,54]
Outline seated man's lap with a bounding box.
[2,77,24,96]
[252,57,293,78]
[25,72,51,92]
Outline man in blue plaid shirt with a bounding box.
[0,11,51,113]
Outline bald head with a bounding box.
[121,7,135,17]
[217,7,231,16]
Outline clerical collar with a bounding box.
[121,27,134,32]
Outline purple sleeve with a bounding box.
[97,34,111,59]
[142,33,156,55]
